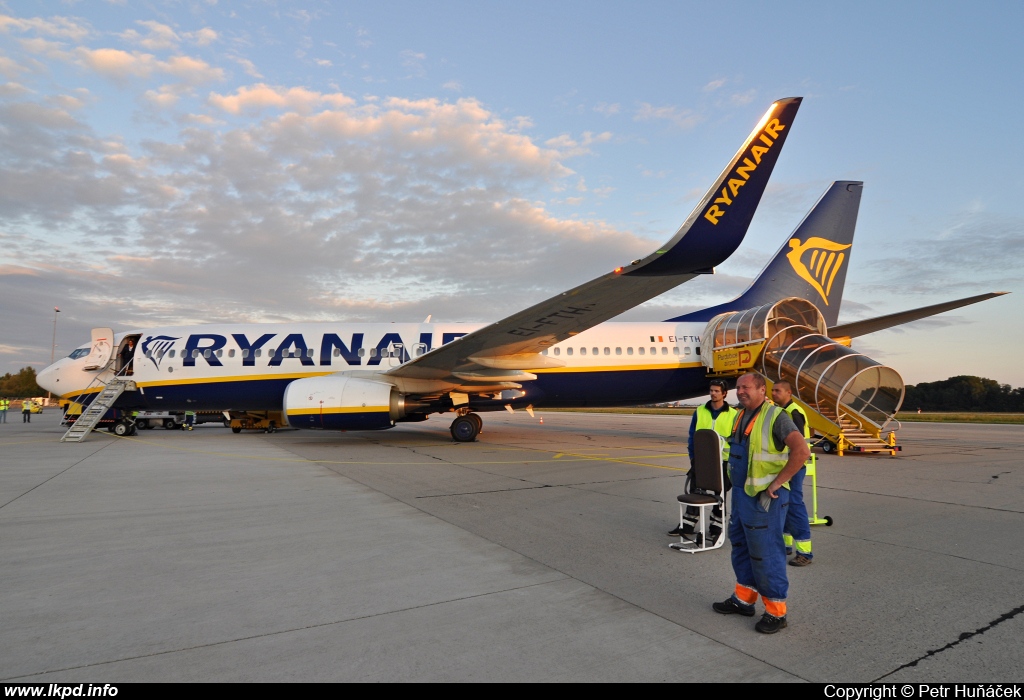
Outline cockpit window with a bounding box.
[68,348,89,359]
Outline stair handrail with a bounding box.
[64,358,134,417]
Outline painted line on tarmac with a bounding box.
[94,433,690,472]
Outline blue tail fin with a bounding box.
[667,181,862,326]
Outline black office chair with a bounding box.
[670,428,727,553]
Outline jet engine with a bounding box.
[283,375,413,430]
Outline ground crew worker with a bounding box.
[772,381,814,566]
[184,410,196,430]
[669,379,737,539]
[0,397,8,423]
[22,399,32,423]
[712,372,809,634]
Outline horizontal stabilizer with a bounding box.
[828,292,1008,339]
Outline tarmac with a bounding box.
[1,411,1022,682]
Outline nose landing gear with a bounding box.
[450,412,482,442]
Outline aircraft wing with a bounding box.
[389,97,802,381]
[828,292,1008,339]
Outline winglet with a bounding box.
[627,97,802,276]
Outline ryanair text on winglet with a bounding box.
[702,117,786,226]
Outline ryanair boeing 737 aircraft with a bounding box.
[38,98,1005,445]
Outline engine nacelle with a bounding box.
[283,376,400,430]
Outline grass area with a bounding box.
[894,413,1024,424]
[540,407,695,416]
[540,407,1024,424]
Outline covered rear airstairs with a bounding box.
[701,298,903,456]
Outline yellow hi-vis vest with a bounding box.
[781,401,816,471]
[695,403,738,461]
[733,402,790,497]
[0,399,7,410]
[780,401,810,439]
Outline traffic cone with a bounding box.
[539,417,544,424]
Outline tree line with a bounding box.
[2,366,1021,412]
[904,376,1024,413]
[0,367,46,398]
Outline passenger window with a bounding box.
[255,349,262,358]
[696,347,701,356]
[684,347,691,356]
[169,349,176,358]
[203,349,211,358]
[638,347,645,356]
[216,349,223,357]
[580,347,587,356]
[627,347,633,355]
[661,347,668,355]
[241,349,249,358]
[672,347,680,355]
[307,349,314,358]
[603,347,609,355]
[593,347,599,356]
[566,348,573,356]
[228,349,235,358]
[615,347,622,355]
[541,349,548,356]
[650,347,656,355]
[358,348,366,357]
[553,348,561,356]
[369,348,377,357]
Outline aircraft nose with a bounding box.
[36,361,62,394]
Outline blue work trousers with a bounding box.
[783,466,812,555]
[728,444,790,603]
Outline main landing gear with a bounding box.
[450,412,482,442]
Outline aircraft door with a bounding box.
[83,328,115,371]
[117,334,141,376]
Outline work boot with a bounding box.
[755,613,787,634]
[668,523,696,539]
[712,598,755,617]
[789,555,812,567]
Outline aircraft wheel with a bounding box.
[232,427,242,434]
[450,415,480,442]
[467,412,483,434]
[164,419,177,429]
[113,421,130,437]
[821,440,836,454]
[136,418,149,429]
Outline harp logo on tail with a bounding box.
[786,237,852,306]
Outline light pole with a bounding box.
[49,307,60,401]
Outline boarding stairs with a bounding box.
[701,297,903,457]
[61,373,136,443]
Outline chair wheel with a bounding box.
[825,516,834,526]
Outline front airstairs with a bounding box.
[61,372,136,443]
[702,297,903,456]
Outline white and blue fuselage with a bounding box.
[39,320,711,414]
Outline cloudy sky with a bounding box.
[1,1,1021,386]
